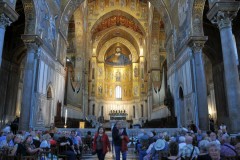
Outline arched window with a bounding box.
[133,106,135,118]
[115,86,122,99]
[47,87,52,99]
[92,104,95,115]
[179,87,184,100]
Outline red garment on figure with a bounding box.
[50,139,57,146]
[121,135,129,152]
[93,133,111,154]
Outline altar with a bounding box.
[109,110,128,120]
[103,110,129,129]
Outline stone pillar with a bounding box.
[188,36,209,130]
[19,35,42,131]
[207,2,240,132]
[0,14,11,66]
[18,43,37,131]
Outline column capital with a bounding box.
[207,2,240,29]
[0,14,11,29]
[0,2,19,23]
[21,34,43,51]
[187,36,208,53]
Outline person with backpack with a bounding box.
[179,136,200,160]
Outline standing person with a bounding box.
[112,121,129,160]
[93,126,111,160]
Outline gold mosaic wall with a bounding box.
[96,64,135,101]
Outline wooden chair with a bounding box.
[1,155,21,160]
[56,144,68,160]
[82,137,93,154]
[223,156,240,160]
[21,155,38,160]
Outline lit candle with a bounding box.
[65,109,68,124]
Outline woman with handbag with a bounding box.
[93,126,111,160]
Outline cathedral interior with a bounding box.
[0,0,240,133]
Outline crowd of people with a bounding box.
[0,124,82,160]
[0,121,239,160]
[135,124,240,160]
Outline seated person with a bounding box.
[24,135,43,156]
[0,132,14,150]
[58,132,76,160]
[70,130,81,155]
[85,131,93,150]
[9,134,26,156]
[40,133,51,149]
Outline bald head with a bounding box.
[185,136,193,144]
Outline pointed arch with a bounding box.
[90,10,146,36]
[149,0,172,37]
[46,82,54,99]
[93,27,141,56]
[60,0,171,38]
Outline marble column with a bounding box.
[188,36,209,130]
[0,14,11,66]
[207,2,240,132]
[19,44,38,131]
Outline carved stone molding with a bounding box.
[0,2,18,23]
[21,35,43,45]
[207,2,240,29]
[187,36,208,53]
[0,14,11,29]
[21,34,55,57]
[21,35,43,52]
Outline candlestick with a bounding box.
[65,109,68,124]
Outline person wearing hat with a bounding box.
[149,139,168,160]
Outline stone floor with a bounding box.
[81,131,138,160]
[82,147,138,160]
